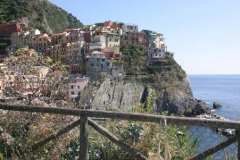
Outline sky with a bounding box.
[50,0,240,75]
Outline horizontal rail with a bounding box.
[0,103,240,129]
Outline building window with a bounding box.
[71,91,75,95]
[71,85,74,89]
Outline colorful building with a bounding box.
[68,75,89,99]
[90,32,121,56]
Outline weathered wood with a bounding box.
[88,119,147,160]
[1,103,240,159]
[0,103,240,129]
[79,116,88,160]
[32,119,81,151]
[237,130,240,160]
[190,136,237,160]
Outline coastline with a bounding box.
[189,75,240,159]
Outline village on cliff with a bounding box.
[0,18,168,104]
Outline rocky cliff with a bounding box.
[92,53,209,116]
[92,79,144,112]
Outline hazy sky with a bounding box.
[50,0,240,75]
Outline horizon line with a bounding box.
[188,74,240,76]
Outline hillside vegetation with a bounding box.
[0,0,83,33]
[0,48,201,160]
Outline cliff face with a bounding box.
[92,79,144,112]
[0,0,83,33]
[92,54,209,116]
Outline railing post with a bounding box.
[237,130,240,160]
[79,116,89,160]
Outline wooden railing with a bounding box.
[0,103,239,160]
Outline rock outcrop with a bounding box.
[92,53,210,116]
[92,79,144,112]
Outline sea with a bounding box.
[188,75,240,160]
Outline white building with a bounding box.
[148,47,166,65]
[89,32,121,53]
[145,31,167,65]
[89,35,106,51]
[154,33,166,49]
[105,32,121,52]
[68,75,89,99]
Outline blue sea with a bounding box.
[188,75,240,159]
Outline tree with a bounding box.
[121,45,147,74]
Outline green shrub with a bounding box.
[0,153,3,160]
[121,45,147,74]
[61,119,197,160]
[0,0,83,33]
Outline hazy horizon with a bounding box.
[50,0,240,75]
